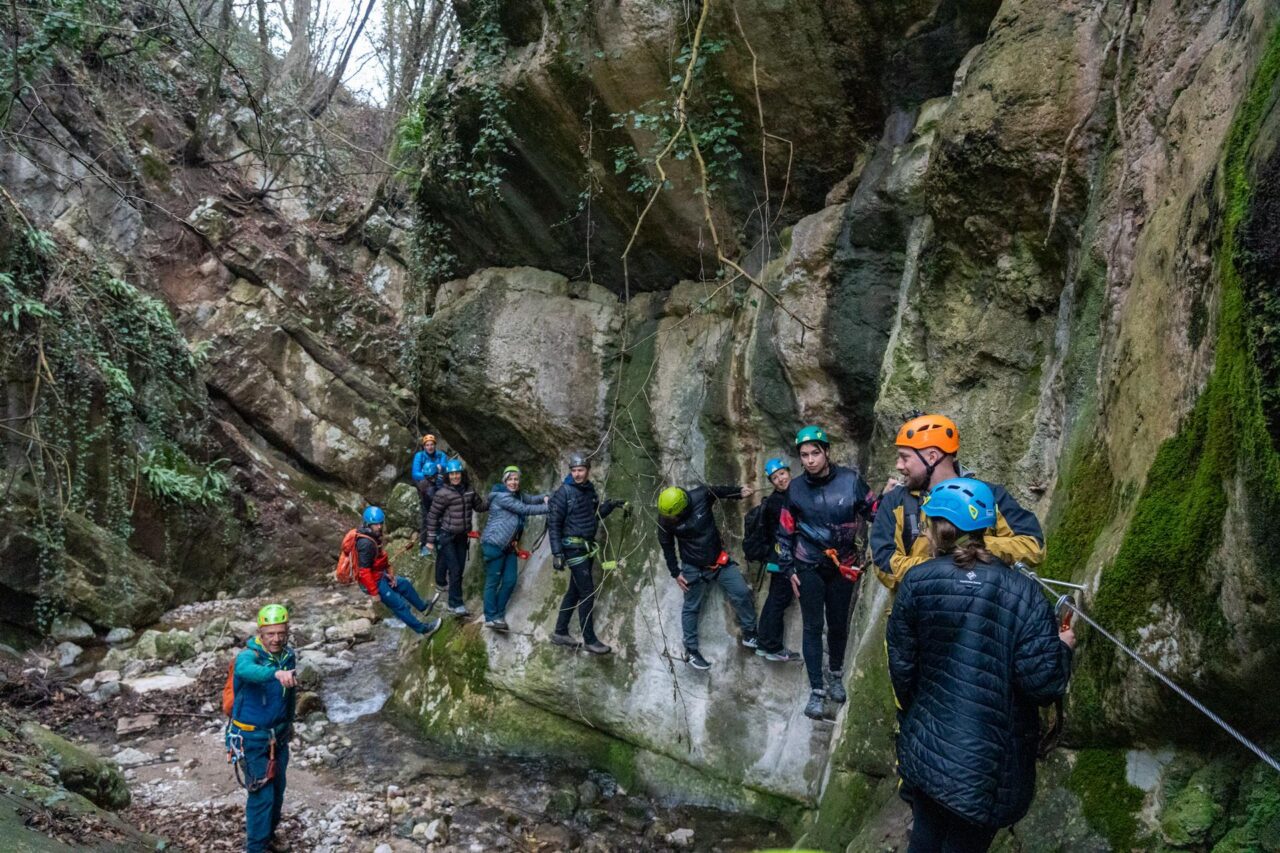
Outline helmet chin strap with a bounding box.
[913,449,957,485]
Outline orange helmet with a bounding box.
[896,414,959,455]
[422,433,436,445]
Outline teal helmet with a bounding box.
[445,459,464,473]
[922,477,996,532]
[765,458,790,478]
[362,506,385,525]
[795,425,830,448]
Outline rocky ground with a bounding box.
[0,578,790,852]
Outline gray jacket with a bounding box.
[481,484,549,549]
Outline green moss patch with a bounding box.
[1067,749,1144,850]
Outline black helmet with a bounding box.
[568,451,591,469]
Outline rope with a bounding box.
[1017,565,1280,775]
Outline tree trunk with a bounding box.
[305,0,379,119]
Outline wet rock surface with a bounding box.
[0,582,787,851]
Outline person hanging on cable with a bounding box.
[887,478,1074,853]
[871,413,1045,592]
[547,451,626,655]
[776,425,876,720]
[480,465,550,631]
[411,433,448,557]
[656,481,758,671]
[225,604,297,853]
[425,459,489,617]
[752,458,802,663]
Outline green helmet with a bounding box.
[502,465,521,479]
[657,487,689,518]
[795,425,830,448]
[257,603,289,626]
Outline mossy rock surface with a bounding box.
[18,723,130,812]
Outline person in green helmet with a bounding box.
[227,604,297,853]
[656,482,758,671]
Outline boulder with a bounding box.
[324,618,373,642]
[54,641,83,668]
[385,482,420,534]
[50,616,94,643]
[91,680,121,703]
[110,747,156,768]
[133,629,197,663]
[19,722,130,810]
[115,714,160,736]
[104,627,135,644]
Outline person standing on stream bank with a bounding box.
[412,434,448,557]
[548,451,627,655]
[355,506,442,637]
[481,465,549,630]
[656,482,758,670]
[426,459,490,617]
[776,425,876,721]
[227,604,296,853]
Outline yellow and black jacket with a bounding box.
[870,480,1045,591]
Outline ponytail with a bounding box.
[926,517,993,570]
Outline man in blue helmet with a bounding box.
[355,506,442,636]
[754,458,802,663]
[776,425,876,720]
[412,434,448,557]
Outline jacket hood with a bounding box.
[490,482,520,496]
[563,475,594,490]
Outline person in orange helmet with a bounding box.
[870,414,1045,591]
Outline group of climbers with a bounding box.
[226,412,1068,853]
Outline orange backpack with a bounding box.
[221,655,237,716]
[335,529,374,585]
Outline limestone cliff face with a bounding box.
[398,0,1280,848]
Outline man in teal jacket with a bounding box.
[228,604,297,853]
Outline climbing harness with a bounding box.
[225,724,278,793]
[824,547,862,583]
[1016,563,1280,774]
[561,537,600,568]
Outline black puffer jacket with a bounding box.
[887,554,1072,829]
[547,476,622,556]
[656,485,742,576]
[425,480,489,540]
[776,464,874,572]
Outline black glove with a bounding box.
[553,554,565,571]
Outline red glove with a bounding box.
[467,530,480,540]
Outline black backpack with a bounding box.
[741,503,770,562]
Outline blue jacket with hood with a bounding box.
[481,482,549,549]
[231,636,296,732]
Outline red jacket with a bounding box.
[354,526,390,596]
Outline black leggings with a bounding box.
[756,571,794,653]
[435,533,469,608]
[908,792,999,853]
[795,561,858,690]
[554,547,599,644]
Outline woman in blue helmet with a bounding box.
[754,457,802,663]
[887,478,1074,852]
[425,459,490,616]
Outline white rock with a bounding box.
[94,669,121,684]
[665,828,695,848]
[78,678,96,694]
[112,747,156,768]
[104,627,135,644]
[50,616,94,642]
[373,844,393,853]
[54,642,83,668]
[122,673,195,694]
[91,681,121,703]
[422,818,447,843]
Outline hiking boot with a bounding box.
[485,620,509,632]
[419,546,430,558]
[435,584,449,594]
[551,633,580,648]
[740,633,760,650]
[449,605,470,618]
[826,669,847,704]
[268,837,291,853]
[804,689,828,720]
[583,641,612,655]
[418,617,442,638]
[686,650,711,671]
[757,647,802,663]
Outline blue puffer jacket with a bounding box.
[887,554,1071,828]
[231,636,297,732]
[412,449,448,484]
[481,483,549,549]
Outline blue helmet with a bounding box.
[362,506,385,525]
[764,458,790,478]
[445,458,464,473]
[922,478,996,532]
